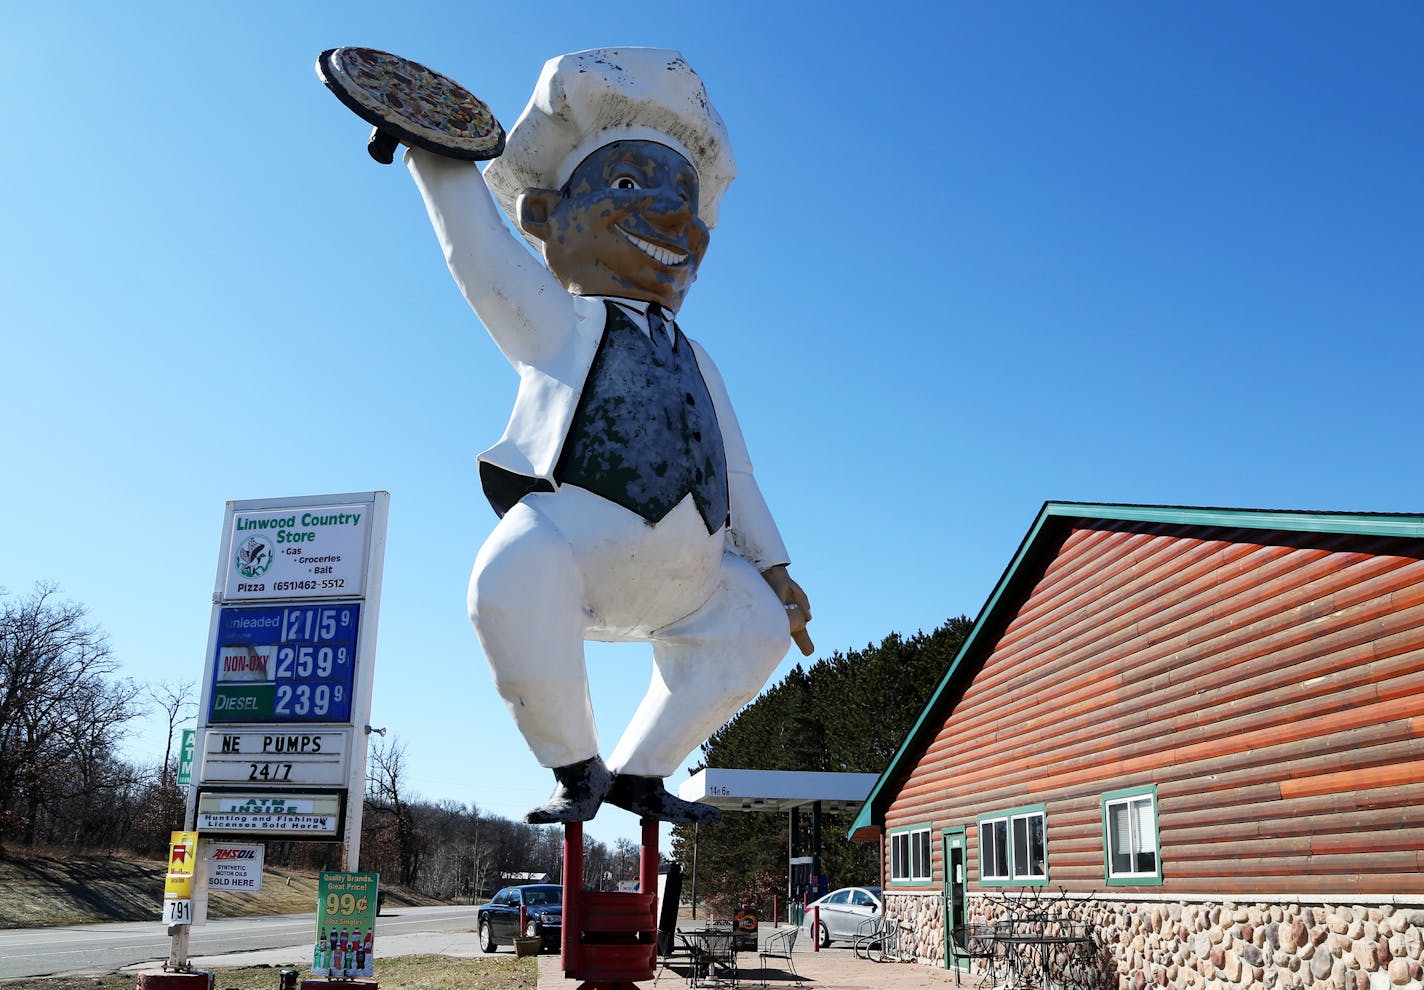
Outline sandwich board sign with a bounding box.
[314,871,379,977]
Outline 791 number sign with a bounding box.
[162,898,193,926]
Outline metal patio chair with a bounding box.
[757,926,802,986]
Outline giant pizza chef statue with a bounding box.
[381,47,812,824]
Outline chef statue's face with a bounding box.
[516,140,710,312]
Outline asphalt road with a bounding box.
[0,904,479,980]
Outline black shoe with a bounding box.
[524,756,613,824]
[606,774,721,824]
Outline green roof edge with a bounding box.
[847,501,1424,840]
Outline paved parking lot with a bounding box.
[185,922,973,990]
[537,939,968,990]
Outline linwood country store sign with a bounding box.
[850,503,1424,990]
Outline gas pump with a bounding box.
[789,857,814,924]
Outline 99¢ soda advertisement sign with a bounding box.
[314,871,378,977]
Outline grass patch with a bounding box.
[0,849,440,928]
[12,956,536,990]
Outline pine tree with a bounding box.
[672,617,973,913]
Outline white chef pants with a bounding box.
[467,486,791,777]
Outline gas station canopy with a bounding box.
[679,768,880,815]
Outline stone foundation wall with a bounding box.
[884,892,1424,990]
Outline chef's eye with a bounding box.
[612,176,641,190]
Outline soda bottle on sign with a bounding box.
[329,926,338,957]
[355,937,366,974]
[331,944,343,974]
[314,929,326,971]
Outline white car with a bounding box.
[802,885,883,947]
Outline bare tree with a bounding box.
[366,737,422,885]
[0,583,138,846]
[147,679,196,787]
[580,832,612,890]
[613,836,640,885]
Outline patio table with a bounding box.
[990,919,1094,990]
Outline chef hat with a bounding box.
[484,48,736,237]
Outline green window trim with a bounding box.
[977,803,1048,887]
[888,822,935,886]
[1101,784,1163,886]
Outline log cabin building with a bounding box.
[849,502,1424,990]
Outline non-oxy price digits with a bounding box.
[276,643,347,680]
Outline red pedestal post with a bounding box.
[135,971,214,990]
[563,820,585,975]
[560,818,660,990]
[639,818,657,893]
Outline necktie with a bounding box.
[647,303,673,350]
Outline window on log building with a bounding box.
[889,823,933,884]
[978,805,1047,886]
[1102,785,1161,885]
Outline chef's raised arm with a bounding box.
[405,147,572,365]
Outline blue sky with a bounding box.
[3,3,1420,849]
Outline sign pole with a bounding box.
[162,831,199,969]
[165,492,388,975]
[341,495,388,872]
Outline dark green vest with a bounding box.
[554,302,729,534]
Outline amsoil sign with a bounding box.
[206,842,265,892]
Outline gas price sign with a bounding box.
[209,603,361,723]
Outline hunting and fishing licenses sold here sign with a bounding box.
[189,492,387,856]
[196,792,344,837]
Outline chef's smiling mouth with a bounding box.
[616,225,689,266]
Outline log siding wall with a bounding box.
[883,520,1424,899]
